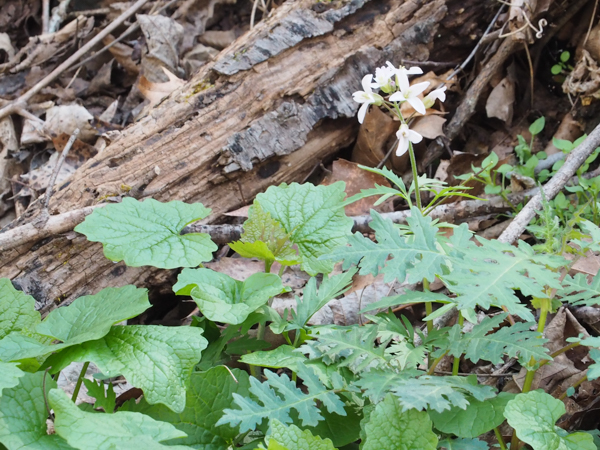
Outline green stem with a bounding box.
[494,427,507,450]
[559,375,587,400]
[71,361,90,402]
[423,279,433,335]
[427,351,449,375]
[452,312,464,376]
[265,260,273,273]
[407,141,422,211]
[278,264,285,277]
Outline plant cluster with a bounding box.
[1,63,600,450]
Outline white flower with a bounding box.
[396,123,423,156]
[352,74,383,124]
[392,63,423,78]
[388,75,430,115]
[423,86,447,109]
[370,64,395,93]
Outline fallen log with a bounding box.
[0,0,491,311]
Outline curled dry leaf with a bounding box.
[351,106,397,169]
[543,112,583,155]
[564,50,600,97]
[103,34,139,78]
[410,115,446,140]
[137,14,184,82]
[486,76,515,124]
[42,104,97,143]
[138,67,186,109]
[199,29,239,50]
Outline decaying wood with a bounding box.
[0,0,490,311]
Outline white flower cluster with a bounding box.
[352,61,446,156]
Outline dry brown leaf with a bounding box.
[321,159,393,216]
[43,104,97,143]
[543,112,583,155]
[138,14,184,82]
[410,115,446,139]
[138,67,185,109]
[0,116,18,195]
[199,30,238,50]
[486,76,515,123]
[103,34,139,77]
[351,106,397,168]
[182,43,219,75]
[224,205,251,217]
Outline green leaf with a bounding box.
[240,345,307,371]
[49,389,190,450]
[286,270,355,331]
[437,438,489,449]
[362,290,455,313]
[559,272,600,306]
[122,366,251,448]
[445,314,550,365]
[218,366,345,432]
[553,137,575,153]
[82,379,116,413]
[255,182,353,275]
[352,369,420,403]
[37,285,150,345]
[529,116,545,135]
[173,268,289,325]
[0,362,24,397]
[587,348,600,381]
[303,406,362,448]
[298,325,389,374]
[551,64,562,75]
[229,203,300,267]
[0,372,74,450]
[361,394,437,450]
[326,208,449,283]
[0,278,40,339]
[442,238,565,321]
[429,392,514,438]
[505,390,595,450]
[74,198,217,269]
[45,325,207,413]
[388,375,496,413]
[265,419,335,450]
[561,51,571,62]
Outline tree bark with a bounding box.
[0,0,489,311]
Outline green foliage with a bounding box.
[254,182,353,275]
[558,272,600,306]
[263,419,335,450]
[218,366,345,432]
[173,268,289,324]
[45,325,207,413]
[74,198,217,269]
[82,379,116,413]
[587,348,600,381]
[123,366,251,448]
[239,345,306,371]
[443,314,550,365]
[0,372,73,449]
[0,362,24,397]
[360,394,438,450]
[229,203,300,270]
[437,438,489,449]
[49,389,189,450]
[429,392,514,438]
[0,279,40,340]
[504,391,595,450]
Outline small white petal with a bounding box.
[406,67,423,75]
[407,97,426,115]
[386,61,397,71]
[388,91,404,102]
[361,74,373,93]
[408,129,423,144]
[409,81,431,97]
[396,136,409,156]
[397,73,410,93]
[357,102,369,123]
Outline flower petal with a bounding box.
[408,129,423,144]
[388,92,404,102]
[397,72,410,93]
[396,136,409,156]
[406,67,423,75]
[409,81,431,96]
[361,74,373,93]
[357,102,369,123]
[407,97,426,115]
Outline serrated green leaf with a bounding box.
[74,198,217,269]
[286,270,355,331]
[437,437,489,449]
[298,325,389,374]
[255,182,353,275]
[0,372,74,449]
[361,394,437,450]
[0,362,24,397]
[325,208,449,283]
[587,349,600,381]
[0,278,40,339]
[429,392,514,438]
[44,325,207,413]
[240,345,307,371]
[82,379,116,413]
[445,314,550,365]
[265,419,335,450]
[218,366,345,432]
[229,203,299,267]
[122,366,251,448]
[49,389,189,450]
[352,369,420,403]
[362,290,455,313]
[505,390,595,450]
[559,272,600,306]
[389,375,496,413]
[442,238,565,321]
[37,285,150,345]
[173,268,289,325]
